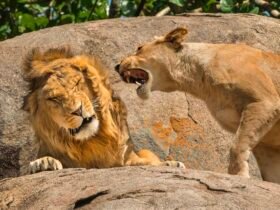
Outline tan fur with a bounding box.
[23,47,185,173]
[117,28,280,184]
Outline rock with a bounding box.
[1,167,280,209]
[1,14,280,179]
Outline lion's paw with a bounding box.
[161,161,186,168]
[29,156,63,174]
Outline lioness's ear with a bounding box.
[164,27,188,49]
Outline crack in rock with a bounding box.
[111,189,166,200]
[139,166,182,175]
[184,95,198,124]
[255,184,271,192]
[173,174,234,193]
[73,190,110,209]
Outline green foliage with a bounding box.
[0,0,106,40]
[169,0,184,7]
[220,0,234,13]
[0,0,279,40]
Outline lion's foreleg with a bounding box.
[125,149,185,168]
[228,101,280,177]
[29,156,63,174]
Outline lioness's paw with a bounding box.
[161,161,185,168]
[29,156,63,174]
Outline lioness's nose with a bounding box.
[114,64,120,72]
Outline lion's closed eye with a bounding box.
[76,78,81,85]
[47,97,60,104]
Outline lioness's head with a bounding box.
[23,47,110,141]
[115,27,188,99]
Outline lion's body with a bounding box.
[117,28,280,184]
[23,47,184,173]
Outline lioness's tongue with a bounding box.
[122,69,148,85]
[129,69,148,79]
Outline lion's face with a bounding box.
[22,49,112,141]
[115,27,188,99]
[40,66,99,140]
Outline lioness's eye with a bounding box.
[137,46,143,51]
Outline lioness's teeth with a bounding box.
[126,77,130,83]
[136,81,141,86]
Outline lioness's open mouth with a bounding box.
[121,69,149,87]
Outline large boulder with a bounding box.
[1,14,280,178]
[1,167,280,209]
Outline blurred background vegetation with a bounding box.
[0,0,279,40]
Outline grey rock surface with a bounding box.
[1,14,280,178]
[1,167,280,210]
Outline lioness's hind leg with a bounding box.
[254,144,280,184]
[29,156,63,174]
[229,101,280,178]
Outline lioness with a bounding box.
[22,47,184,173]
[116,27,280,184]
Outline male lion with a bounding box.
[22,47,184,173]
[115,27,280,184]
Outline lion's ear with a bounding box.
[22,46,73,79]
[164,27,188,49]
[22,48,54,80]
[22,48,55,114]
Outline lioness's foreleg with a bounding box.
[125,149,185,168]
[29,156,63,174]
[229,101,280,177]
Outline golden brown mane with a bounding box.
[23,47,124,168]
[22,47,75,111]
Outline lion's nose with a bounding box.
[84,116,93,124]
[114,64,120,73]
[72,105,83,117]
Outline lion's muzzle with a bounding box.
[69,116,94,135]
